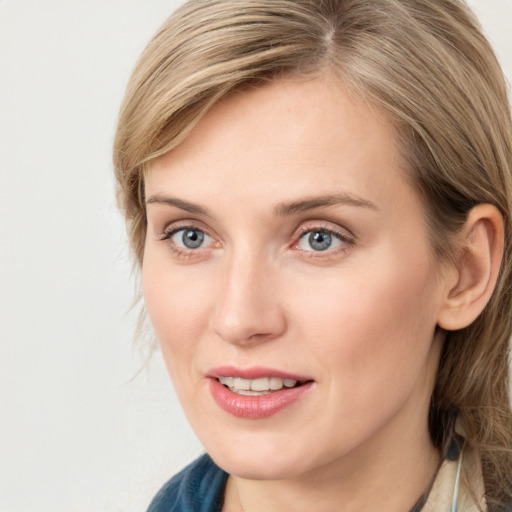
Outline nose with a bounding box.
[209,250,287,346]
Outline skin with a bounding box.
[142,75,456,512]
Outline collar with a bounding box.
[422,442,486,512]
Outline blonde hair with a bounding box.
[113,0,512,507]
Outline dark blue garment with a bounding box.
[147,454,228,512]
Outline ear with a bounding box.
[437,204,504,331]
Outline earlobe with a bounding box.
[437,204,504,331]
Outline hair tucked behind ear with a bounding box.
[113,0,512,507]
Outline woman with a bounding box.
[113,0,512,510]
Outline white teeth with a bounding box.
[233,389,269,396]
[251,377,270,391]
[219,376,234,388]
[218,376,300,394]
[233,377,251,390]
[269,377,283,390]
[218,376,233,387]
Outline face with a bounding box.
[142,76,448,481]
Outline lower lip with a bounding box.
[209,379,313,419]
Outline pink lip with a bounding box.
[207,366,314,419]
[207,366,311,381]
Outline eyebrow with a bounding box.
[274,193,377,217]
[145,192,377,218]
[145,195,213,217]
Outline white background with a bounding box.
[0,1,510,511]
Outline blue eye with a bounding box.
[297,229,346,252]
[170,228,210,249]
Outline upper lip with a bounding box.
[207,366,313,382]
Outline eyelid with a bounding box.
[294,220,355,240]
[159,219,214,239]
[291,221,355,254]
[158,220,220,258]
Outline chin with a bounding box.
[203,431,318,480]
[213,452,305,481]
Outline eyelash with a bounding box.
[293,224,355,257]
[159,223,216,260]
[159,222,355,259]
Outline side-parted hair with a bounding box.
[113,0,512,507]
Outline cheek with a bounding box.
[290,253,441,382]
[142,259,213,376]
[281,255,441,451]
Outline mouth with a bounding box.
[217,376,307,396]
[207,367,314,419]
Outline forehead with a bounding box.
[145,75,413,217]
